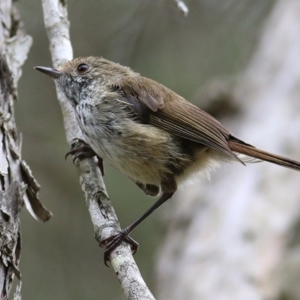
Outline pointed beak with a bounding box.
[34,66,64,79]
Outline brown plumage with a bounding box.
[112,68,300,171]
[35,57,300,265]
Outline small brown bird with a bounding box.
[35,57,300,265]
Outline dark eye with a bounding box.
[77,63,89,74]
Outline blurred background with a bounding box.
[13,0,300,299]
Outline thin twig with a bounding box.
[173,0,189,16]
[40,0,155,299]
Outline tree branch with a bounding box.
[156,0,300,298]
[40,0,155,299]
[0,1,51,297]
[172,0,189,16]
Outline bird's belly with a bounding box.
[83,121,183,186]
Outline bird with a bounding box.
[35,56,300,265]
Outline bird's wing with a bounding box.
[111,76,239,160]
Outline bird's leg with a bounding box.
[65,138,104,176]
[135,182,160,196]
[100,191,174,266]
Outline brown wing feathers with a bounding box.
[114,76,240,161]
[113,75,300,171]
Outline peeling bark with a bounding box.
[0,1,51,298]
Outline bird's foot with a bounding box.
[65,138,104,176]
[100,229,139,267]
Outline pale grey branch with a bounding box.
[173,0,189,16]
[40,0,155,299]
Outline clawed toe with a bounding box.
[100,231,139,267]
[65,139,96,160]
[65,139,104,175]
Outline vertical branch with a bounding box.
[40,0,155,299]
[0,1,51,298]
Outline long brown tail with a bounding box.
[228,136,300,171]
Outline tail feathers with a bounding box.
[228,136,300,172]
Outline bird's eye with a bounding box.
[77,63,89,74]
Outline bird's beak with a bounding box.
[34,66,64,79]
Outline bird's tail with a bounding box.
[228,136,300,171]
